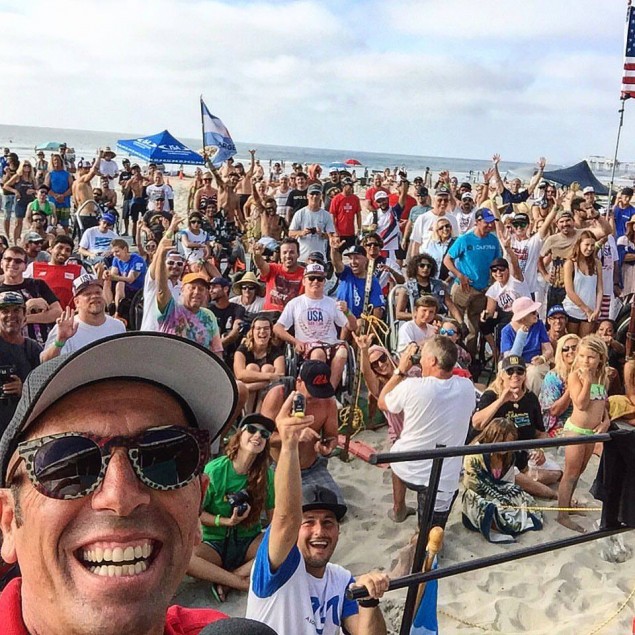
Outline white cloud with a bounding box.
[1,0,634,164]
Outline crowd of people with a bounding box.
[0,143,633,633]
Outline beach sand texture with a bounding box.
[167,178,634,633]
[174,427,634,634]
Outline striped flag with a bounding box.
[200,97,237,167]
[622,0,635,98]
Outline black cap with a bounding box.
[307,251,325,263]
[238,413,275,434]
[417,186,429,197]
[343,245,367,257]
[199,618,278,635]
[299,361,335,398]
[302,484,347,521]
[489,257,509,270]
[460,182,472,190]
[501,355,526,372]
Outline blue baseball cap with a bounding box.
[476,208,496,223]
[101,212,116,225]
[547,305,568,318]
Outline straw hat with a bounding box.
[102,146,116,158]
[232,271,265,297]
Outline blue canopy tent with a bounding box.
[116,130,205,165]
[35,141,62,151]
[542,161,608,195]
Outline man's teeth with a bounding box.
[82,543,153,576]
[310,541,328,548]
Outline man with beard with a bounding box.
[247,391,389,634]
[25,235,84,310]
[0,292,41,434]
[209,276,245,365]
[252,238,305,313]
[40,275,125,361]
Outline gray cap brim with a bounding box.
[0,332,238,486]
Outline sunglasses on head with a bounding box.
[370,352,389,367]
[7,425,210,500]
[439,327,456,336]
[504,368,526,377]
[307,275,325,282]
[243,423,271,439]
[562,345,578,353]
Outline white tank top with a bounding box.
[562,267,597,320]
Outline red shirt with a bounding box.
[1,578,228,635]
[32,261,83,310]
[364,186,389,210]
[261,262,305,311]
[330,192,361,237]
[389,193,417,220]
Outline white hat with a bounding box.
[583,186,595,194]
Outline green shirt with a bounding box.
[201,455,275,542]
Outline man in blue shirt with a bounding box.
[612,187,635,237]
[492,154,545,214]
[444,208,502,360]
[104,238,147,314]
[330,240,384,320]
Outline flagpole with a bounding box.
[200,95,208,168]
[606,96,629,209]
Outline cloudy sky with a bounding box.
[2,0,634,164]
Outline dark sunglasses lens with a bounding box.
[505,368,526,376]
[372,353,388,366]
[34,436,102,499]
[246,424,271,439]
[135,428,201,488]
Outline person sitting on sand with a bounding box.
[463,417,543,543]
[558,335,611,532]
[187,414,275,602]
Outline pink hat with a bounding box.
[368,345,390,363]
[511,296,542,321]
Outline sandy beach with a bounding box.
[173,423,634,634]
[161,177,635,634]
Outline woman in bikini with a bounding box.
[557,334,610,532]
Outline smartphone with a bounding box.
[292,393,305,418]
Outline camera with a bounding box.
[292,393,306,418]
[0,365,17,401]
[410,346,421,366]
[226,490,250,516]
[309,227,317,234]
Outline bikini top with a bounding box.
[590,383,607,401]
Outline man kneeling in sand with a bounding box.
[261,361,343,503]
[246,392,390,634]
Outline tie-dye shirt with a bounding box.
[158,298,220,351]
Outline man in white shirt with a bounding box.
[40,274,125,361]
[453,192,477,235]
[140,248,183,332]
[98,147,119,182]
[409,186,459,257]
[146,172,173,213]
[396,295,438,352]
[246,392,389,635]
[78,213,119,263]
[379,336,475,527]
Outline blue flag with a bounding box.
[200,98,237,167]
[410,558,438,635]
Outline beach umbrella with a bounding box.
[116,130,205,165]
[345,158,362,166]
[35,141,62,152]
[328,161,348,170]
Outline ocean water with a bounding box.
[0,123,533,179]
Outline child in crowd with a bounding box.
[558,335,610,532]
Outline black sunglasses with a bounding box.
[490,266,508,273]
[243,423,271,439]
[306,275,325,282]
[418,262,432,268]
[7,425,209,500]
[561,345,578,353]
[504,368,526,377]
[512,222,529,228]
[370,352,389,367]
[365,242,381,248]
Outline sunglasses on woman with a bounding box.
[7,425,210,500]
[561,345,578,353]
[244,424,271,439]
[439,327,456,336]
[504,368,526,377]
[370,352,389,367]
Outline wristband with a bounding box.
[358,598,380,608]
[54,340,66,349]
[215,514,221,527]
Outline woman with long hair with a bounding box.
[234,315,284,410]
[3,160,36,244]
[421,216,456,280]
[463,417,543,542]
[395,251,456,320]
[562,230,602,337]
[187,414,275,601]
[539,334,580,436]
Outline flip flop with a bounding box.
[210,584,225,603]
[388,506,416,523]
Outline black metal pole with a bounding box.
[348,526,631,599]
[606,97,628,210]
[398,452,445,635]
[371,433,611,465]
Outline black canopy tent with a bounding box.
[542,160,608,195]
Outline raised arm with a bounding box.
[329,235,345,274]
[156,224,179,313]
[491,154,505,195]
[250,241,270,278]
[526,157,546,196]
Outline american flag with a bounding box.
[622,0,635,99]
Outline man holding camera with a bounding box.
[0,292,41,434]
[247,391,389,634]
[289,184,336,262]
